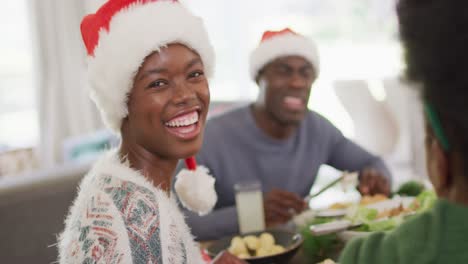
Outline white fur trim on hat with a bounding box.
[249,33,319,81]
[87,1,215,133]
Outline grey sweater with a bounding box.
[180,105,391,241]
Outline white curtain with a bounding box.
[29,0,103,168]
[85,0,106,12]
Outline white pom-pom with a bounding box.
[175,165,217,216]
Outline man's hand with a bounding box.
[212,251,247,264]
[264,188,308,227]
[358,168,391,196]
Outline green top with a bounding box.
[339,199,468,264]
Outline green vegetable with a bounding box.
[300,217,341,262]
[351,216,403,232]
[355,207,378,224]
[348,202,407,232]
[411,190,437,212]
[345,207,379,232]
[347,190,437,234]
[308,217,336,225]
[368,218,400,232]
[395,180,425,197]
[300,226,339,262]
[352,225,370,232]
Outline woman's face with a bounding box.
[124,44,210,159]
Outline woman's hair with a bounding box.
[397,0,468,167]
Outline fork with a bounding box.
[304,171,358,203]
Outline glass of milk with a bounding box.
[234,180,265,234]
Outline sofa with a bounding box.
[0,162,90,264]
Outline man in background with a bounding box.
[183,28,391,241]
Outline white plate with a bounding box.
[338,230,371,242]
[310,220,352,235]
[337,196,416,242]
[293,209,316,227]
[365,196,414,212]
[315,209,348,217]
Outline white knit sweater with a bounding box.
[58,150,205,264]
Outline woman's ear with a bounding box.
[258,77,267,89]
[255,72,263,86]
[120,116,129,135]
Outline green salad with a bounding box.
[348,190,437,232]
[300,217,341,262]
[299,181,437,261]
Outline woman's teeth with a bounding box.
[165,111,199,127]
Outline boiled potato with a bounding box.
[228,236,247,255]
[243,235,259,250]
[227,232,286,259]
[237,253,250,259]
[259,232,275,251]
[271,245,285,254]
[256,247,270,257]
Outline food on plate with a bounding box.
[329,202,352,210]
[327,194,388,212]
[227,232,286,258]
[350,207,400,232]
[228,236,247,255]
[360,194,388,205]
[259,232,275,251]
[242,235,259,250]
[293,209,316,226]
[271,245,286,254]
[300,217,339,260]
[256,247,270,257]
[327,181,426,212]
[349,191,437,232]
[377,203,415,219]
[237,253,250,259]
[377,190,436,219]
[410,190,437,213]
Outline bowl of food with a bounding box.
[338,192,436,242]
[206,229,303,264]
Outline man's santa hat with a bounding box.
[81,0,217,215]
[249,28,320,81]
[81,0,215,134]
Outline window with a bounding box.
[182,0,402,138]
[0,1,37,149]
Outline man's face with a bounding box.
[257,56,317,125]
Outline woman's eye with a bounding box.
[189,71,204,78]
[149,80,167,88]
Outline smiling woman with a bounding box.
[57,1,240,263]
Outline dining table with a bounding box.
[199,240,335,264]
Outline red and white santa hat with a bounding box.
[81,0,215,134]
[249,28,320,81]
